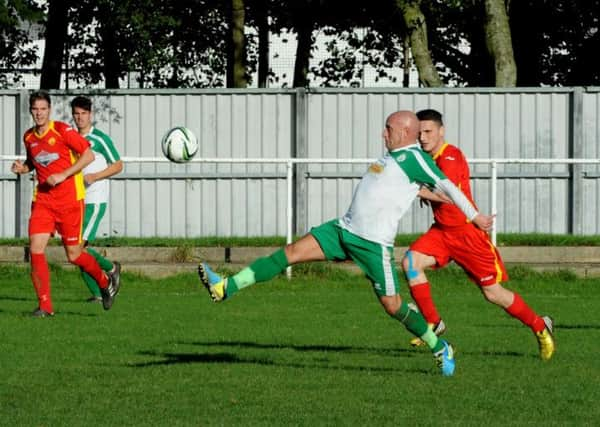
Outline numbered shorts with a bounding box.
[409,224,508,286]
[29,200,84,246]
[82,202,107,242]
[310,219,401,297]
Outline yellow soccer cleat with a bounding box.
[197,263,227,302]
[410,319,447,347]
[535,316,555,361]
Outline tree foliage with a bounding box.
[3,0,600,89]
[511,0,600,86]
[65,0,228,88]
[0,0,43,88]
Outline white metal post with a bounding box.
[286,160,293,278]
[491,161,498,245]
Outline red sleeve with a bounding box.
[54,121,90,154]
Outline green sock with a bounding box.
[87,247,114,272]
[227,248,289,297]
[393,301,443,353]
[81,269,102,298]
[81,247,113,298]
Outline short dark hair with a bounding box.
[416,109,443,126]
[29,90,51,108]
[70,95,92,111]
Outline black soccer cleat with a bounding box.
[100,273,120,311]
[111,261,122,295]
[32,308,54,318]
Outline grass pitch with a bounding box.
[1,263,599,426]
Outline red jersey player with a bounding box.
[11,90,121,316]
[401,109,555,361]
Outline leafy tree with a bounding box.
[511,0,600,86]
[0,0,42,88]
[66,0,228,88]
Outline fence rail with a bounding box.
[3,154,600,245]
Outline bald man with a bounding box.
[198,111,494,376]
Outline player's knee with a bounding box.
[402,250,421,280]
[380,295,401,316]
[65,247,83,263]
[67,253,80,264]
[481,285,501,304]
[482,284,513,308]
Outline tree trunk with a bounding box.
[293,12,313,88]
[40,0,69,89]
[227,0,247,88]
[98,5,121,89]
[484,0,517,87]
[396,0,442,87]
[257,0,269,88]
[402,35,410,87]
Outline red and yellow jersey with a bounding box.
[24,121,90,205]
[431,143,477,228]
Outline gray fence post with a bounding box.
[294,88,308,236]
[570,87,584,234]
[16,90,33,238]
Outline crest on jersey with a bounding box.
[396,153,407,162]
[368,160,385,174]
[48,137,56,146]
[34,150,59,167]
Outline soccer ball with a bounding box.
[161,126,199,163]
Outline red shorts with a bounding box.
[29,200,84,246]
[409,224,508,286]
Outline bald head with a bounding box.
[382,110,420,151]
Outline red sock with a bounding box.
[71,252,108,288]
[505,292,545,332]
[30,253,53,313]
[409,282,441,324]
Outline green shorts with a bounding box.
[82,202,107,242]
[310,219,401,297]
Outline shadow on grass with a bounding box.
[555,324,600,330]
[474,322,600,330]
[184,340,417,355]
[14,310,98,318]
[0,295,32,302]
[129,349,431,375]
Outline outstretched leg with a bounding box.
[482,284,555,360]
[198,234,326,301]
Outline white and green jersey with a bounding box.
[82,127,121,204]
[340,143,478,246]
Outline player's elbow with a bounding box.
[113,160,124,174]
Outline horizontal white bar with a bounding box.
[1,154,599,164]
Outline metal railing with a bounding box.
[3,154,600,247]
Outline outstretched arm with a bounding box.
[418,186,452,204]
[84,159,123,185]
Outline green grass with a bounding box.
[1,263,599,426]
[2,232,600,247]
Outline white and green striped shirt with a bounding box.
[82,127,121,204]
[340,143,478,246]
